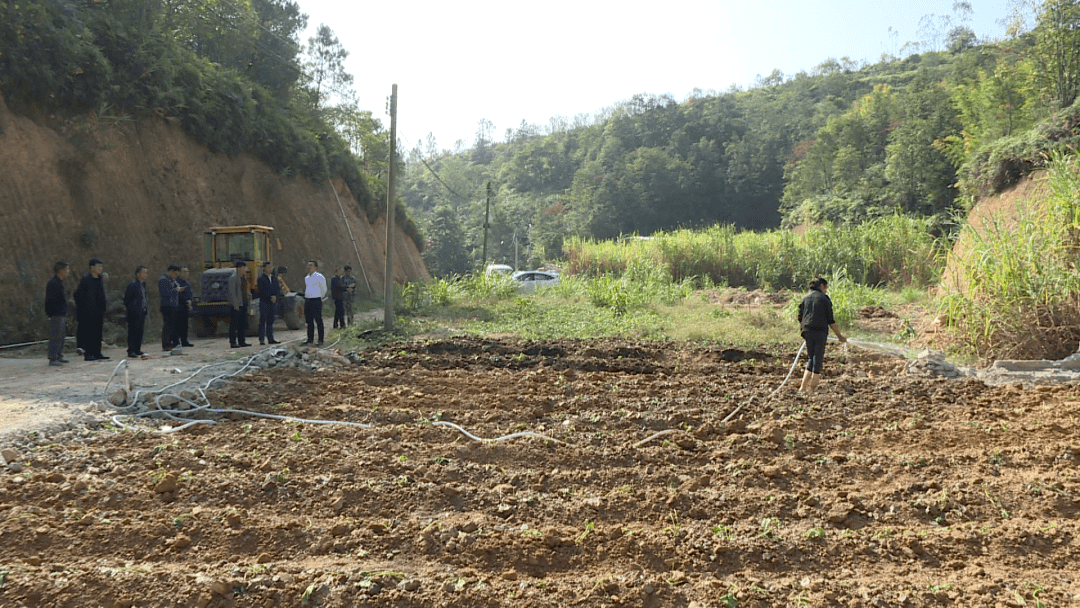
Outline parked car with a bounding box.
[485,264,514,276]
[512,270,559,292]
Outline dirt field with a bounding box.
[2,336,1080,607]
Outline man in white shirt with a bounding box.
[303,260,327,346]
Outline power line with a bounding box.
[397,131,472,201]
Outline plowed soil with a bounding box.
[3,337,1080,607]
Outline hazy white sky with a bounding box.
[295,0,1013,152]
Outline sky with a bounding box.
[295,0,1015,153]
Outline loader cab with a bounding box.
[202,225,275,270]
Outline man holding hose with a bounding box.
[798,277,846,392]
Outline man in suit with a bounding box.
[228,261,251,348]
[257,261,281,345]
[124,266,149,358]
[75,257,109,361]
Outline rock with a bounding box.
[209,580,230,596]
[0,448,19,464]
[827,502,855,524]
[153,472,178,494]
[107,389,130,407]
[401,579,421,592]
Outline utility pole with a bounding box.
[383,84,397,332]
[481,181,491,271]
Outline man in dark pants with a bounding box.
[303,260,327,346]
[158,264,183,353]
[228,261,251,348]
[257,261,281,345]
[46,261,70,366]
[124,266,149,358]
[330,266,346,329]
[797,277,846,393]
[75,257,109,361]
[175,265,195,347]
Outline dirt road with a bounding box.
[1,337,1079,607]
[0,325,313,441]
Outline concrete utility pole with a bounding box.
[481,181,491,270]
[383,84,397,332]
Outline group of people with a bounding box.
[46,258,195,365]
[50,258,846,389]
[46,257,361,365]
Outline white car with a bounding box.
[512,270,559,292]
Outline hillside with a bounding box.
[0,92,428,344]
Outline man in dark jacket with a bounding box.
[159,264,183,352]
[257,261,281,345]
[330,266,346,329]
[46,261,70,366]
[75,257,109,361]
[175,265,195,347]
[797,277,846,392]
[228,261,252,348]
[124,266,149,358]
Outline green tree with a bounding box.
[303,24,353,112]
[1033,0,1080,109]
[422,206,470,277]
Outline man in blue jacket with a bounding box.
[45,261,70,366]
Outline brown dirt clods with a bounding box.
[2,337,1080,607]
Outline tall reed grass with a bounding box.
[564,215,943,290]
[940,152,1080,360]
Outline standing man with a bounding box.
[45,261,70,366]
[175,265,195,348]
[159,264,183,353]
[341,265,357,326]
[303,260,327,346]
[228,261,252,348]
[75,257,108,361]
[330,266,346,329]
[257,261,281,345]
[124,266,149,359]
[797,277,846,393]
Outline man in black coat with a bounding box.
[74,257,109,361]
[124,266,149,358]
[45,261,70,366]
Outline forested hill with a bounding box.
[403,1,1080,277]
[0,0,420,247]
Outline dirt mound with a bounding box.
[939,173,1050,296]
[1,337,1078,607]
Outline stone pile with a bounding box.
[903,349,964,378]
[110,344,361,421]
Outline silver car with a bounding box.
[512,270,559,293]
